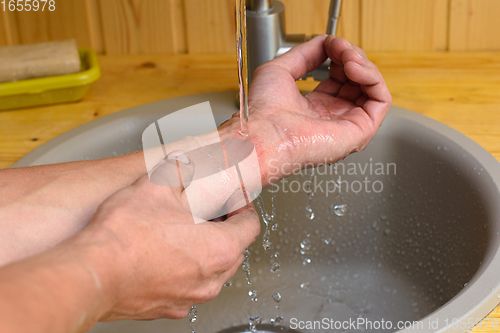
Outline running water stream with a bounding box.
[236,0,249,136]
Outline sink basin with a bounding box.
[14,91,500,333]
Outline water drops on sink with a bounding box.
[248,316,261,333]
[270,262,280,274]
[334,204,348,216]
[305,205,315,220]
[271,315,284,326]
[272,292,282,303]
[248,289,258,302]
[300,238,311,254]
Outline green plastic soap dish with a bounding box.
[0,47,100,110]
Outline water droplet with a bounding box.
[224,280,232,287]
[248,289,258,302]
[324,238,333,245]
[305,206,315,220]
[263,240,273,251]
[271,316,284,326]
[188,305,197,333]
[271,262,281,273]
[272,292,282,303]
[302,258,312,265]
[334,204,348,216]
[272,223,279,231]
[300,282,310,289]
[300,238,311,254]
[242,249,252,285]
[249,316,262,333]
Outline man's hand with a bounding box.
[81,175,260,321]
[220,35,392,183]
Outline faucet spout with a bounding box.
[327,0,342,35]
[247,0,271,12]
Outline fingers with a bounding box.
[267,34,329,80]
[216,204,260,253]
[323,36,392,124]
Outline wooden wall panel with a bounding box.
[13,0,100,50]
[361,0,449,52]
[184,0,236,54]
[336,0,361,46]
[281,0,361,45]
[449,0,500,51]
[2,0,500,54]
[0,11,20,46]
[99,0,186,55]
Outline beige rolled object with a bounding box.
[0,39,81,83]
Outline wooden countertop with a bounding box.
[0,52,499,331]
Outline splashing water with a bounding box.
[248,289,258,302]
[256,192,277,251]
[242,248,252,285]
[187,306,197,333]
[249,316,262,333]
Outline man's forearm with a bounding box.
[0,152,147,266]
[0,232,114,333]
[0,116,284,266]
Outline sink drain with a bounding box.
[216,324,301,333]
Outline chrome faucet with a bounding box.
[246,0,342,83]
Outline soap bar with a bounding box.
[0,39,81,83]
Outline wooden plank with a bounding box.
[184,0,235,54]
[449,0,500,51]
[84,0,104,53]
[14,0,95,48]
[361,0,449,52]
[99,0,187,55]
[0,11,19,46]
[281,0,360,45]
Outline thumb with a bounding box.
[216,205,261,252]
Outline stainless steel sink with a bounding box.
[14,91,500,333]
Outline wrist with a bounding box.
[217,115,293,186]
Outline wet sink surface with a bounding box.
[14,91,500,333]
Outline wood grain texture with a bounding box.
[0,10,19,46]
[184,0,236,54]
[281,0,361,45]
[84,0,104,53]
[336,0,361,46]
[361,0,449,51]
[449,0,500,51]
[13,0,96,48]
[99,0,186,55]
